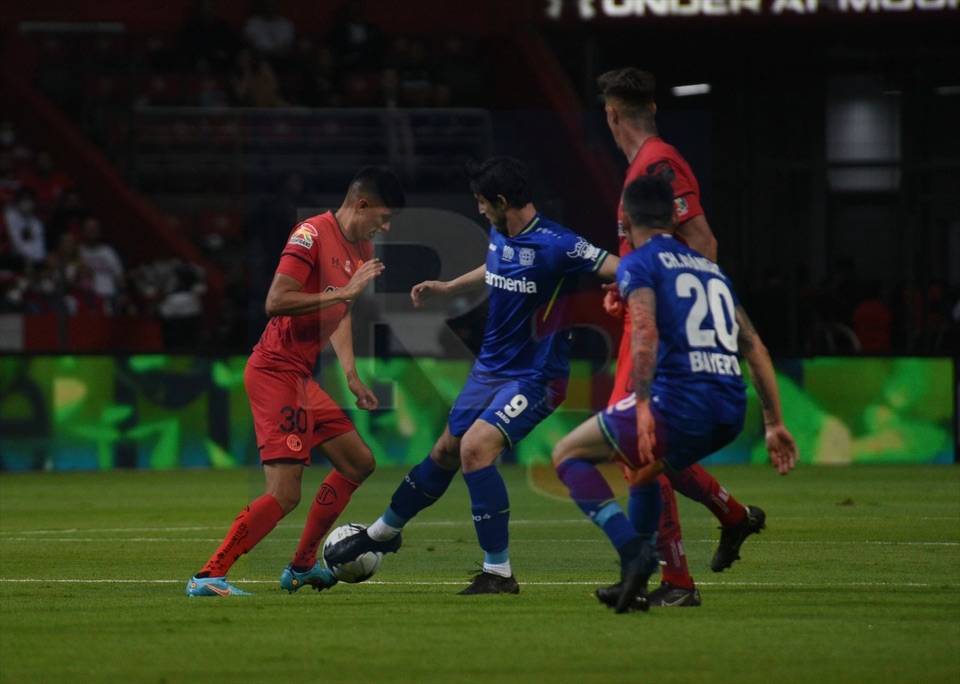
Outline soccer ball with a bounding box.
[322,523,382,583]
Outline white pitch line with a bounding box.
[1,537,956,546]
[0,578,956,588]
[3,516,957,537]
[0,516,958,543]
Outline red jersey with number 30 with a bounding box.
[610,137,706,403]
[249,211,372,376]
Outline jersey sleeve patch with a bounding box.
[565,237,603,263]
[288,222,318,249]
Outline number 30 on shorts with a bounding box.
[504,394,528,418]
[279,405,307,433]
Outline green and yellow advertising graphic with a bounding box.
[0,355,954,471]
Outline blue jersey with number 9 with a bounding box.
[616,234,746,424]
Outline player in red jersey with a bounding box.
[595,68,766,607]
[187,166,405,597]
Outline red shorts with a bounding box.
[244,363,355,464]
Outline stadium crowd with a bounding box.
[1,0,956,356]
[0,119,209,348]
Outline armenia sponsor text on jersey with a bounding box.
[616,233,746,423]
[476,213,609,381]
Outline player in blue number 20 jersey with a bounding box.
[324,157,620,595]
[552,175,798,612]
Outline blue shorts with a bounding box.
[597,393,743,472]
[448,370,565,451]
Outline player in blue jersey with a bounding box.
[551,175,797,612]
[325,156,620,594]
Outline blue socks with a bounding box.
[385,456,458,527]
[557,459,637,551]
[463,465,510,562]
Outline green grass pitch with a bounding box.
[1,464,958,684]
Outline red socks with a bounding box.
[202,494,284,577]
[290,470,360,568]
[656,476,694,590]
[665,463,747,529]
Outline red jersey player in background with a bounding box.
[595,68,766,607]
[187,166,405,597]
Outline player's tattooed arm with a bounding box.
[628,287,658,401]
[736,306,775,417]
[736,305,798,474]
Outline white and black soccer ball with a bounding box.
[322,523,382,583]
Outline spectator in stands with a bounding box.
[398,38,438,107]
[45,187,86,251]
[230,47,289,107]
[377,66,407,108]
[46,231,102,316]
[852,281,892,353]
[177,0,240,74]
[432,81,453,108]
[77,216,125,314]
[158,261,207,349]
[4,187,45,270]
[0,148,23,208]
[818,255,860,328]
[377,67,415,176]
[300,45,343,108]
[0,119,32,169]
[20,149,74,223]
[0,212,26,278]
[331,0,385,71]
[243,0,295,63]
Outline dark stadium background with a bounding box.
[0,0,956,361]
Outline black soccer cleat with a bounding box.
[323,528,402,566]
[597,578,701,609]
[458,570,520,595]
[647,580,702,607]
[595,580,623,609]
[596,580,648,612]
[615,542,659,614]
[711,505,766,573]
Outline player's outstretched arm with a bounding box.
[410,264,486,308]
[736,306,798,475]
[330,312,378,410]
[596,254,620,282]
[596,254,624,317]
[264,259,384,317]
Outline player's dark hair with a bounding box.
[622,176,674,229]
[597,67,656,116]
[350,165,406,211]
[464,156,532,209]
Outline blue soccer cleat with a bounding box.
[185,575,251,597]
[280,561,339,594]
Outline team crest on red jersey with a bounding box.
[289,223,317,249]
[286,434,303,451]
